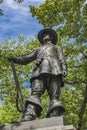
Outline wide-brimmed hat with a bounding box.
[38,28,58,44]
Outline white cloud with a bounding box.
[30,0,45,2]
[0,0,45,43]
[25,0,45,4]
[4,0,29,16]
[1,0,46,16]
[6,0,19,9]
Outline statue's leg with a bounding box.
[23,78,45,121]
[46,75,65,117]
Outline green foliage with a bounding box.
[0,8,3,16]
[61,87,84,127]
[30,0,87,44]
[0,0,3,4]
[40,91,49,119]
[0,100,22,124]
[0,36,40,124]
[14,0,24,3]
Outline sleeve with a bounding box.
[57,46,67,72]
[12,48,39,65]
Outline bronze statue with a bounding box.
[8,28,67,121]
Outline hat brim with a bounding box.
[38,28,58,44]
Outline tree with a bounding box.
[0,0,3,15]
[14,0,24,3]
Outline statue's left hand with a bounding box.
[62,71,67,77]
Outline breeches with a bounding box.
[31,75,62,100]
[25,75,63,116]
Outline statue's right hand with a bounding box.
[8,56,14,62]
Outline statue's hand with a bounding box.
[8,56,14,62]
[62,71,67,77]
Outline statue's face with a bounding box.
[43,33,53,44]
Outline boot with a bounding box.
[48,107,64,117]
[46,99,65,118]
[22,104,37,121]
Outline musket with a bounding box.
[10,61,25,113]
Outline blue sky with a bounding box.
[0,0,45,43]
[0,0,87,43]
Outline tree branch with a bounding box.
[81,51,87,59]
[77,84,87,130]
[65,80,79,85]
[65,80,87,85]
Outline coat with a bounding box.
[13,42,67,84]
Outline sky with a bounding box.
[0,0,45,43]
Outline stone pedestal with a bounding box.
[35,125,75,130]
[0,116,76,130]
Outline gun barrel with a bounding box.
[11,61,25,113]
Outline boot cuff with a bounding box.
[47,101,65,117]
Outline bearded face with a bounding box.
[42,33,54,44]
